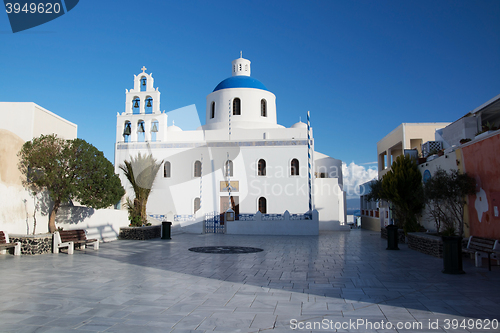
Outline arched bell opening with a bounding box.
[145,96,153,114]
[132,97,140,114]
[151,119,159,142]
[137,120,145,142]
[140,76,147,92]
[123,121,132,143]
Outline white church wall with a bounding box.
[55,206,129,242]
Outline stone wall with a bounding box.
[10,234,52,255]
[119,225,161,240]
[380,227,406,244]
[407,233,443,258]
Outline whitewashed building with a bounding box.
[115,56,347,234]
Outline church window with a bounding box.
[194,197,201,213]
[225,160,233,177]
[194,160,202,178]
[164,161,171,178]
[239,64,242,71]
[291,159,299,176]
[245,64,248,72]
[233,98,241,115]
[123,121,131,142]
[137,120,145,142]
[258,159,266,176]
[140,76,147,92]
[261,99,267,117]
[210,101,215,119]
[258,197,267,214]
[145,97,153,114]
[151,120,159,142]
[133,97,140,114]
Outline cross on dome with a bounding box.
[240,51,242,58]
[141,66,147,73]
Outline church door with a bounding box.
[220,196,239,224]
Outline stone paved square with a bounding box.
[1,229,499,332]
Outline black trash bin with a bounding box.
[386,224,399,250]
[442,236,465,274]
[161,221,172,240]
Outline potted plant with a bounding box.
[423,169,476,274]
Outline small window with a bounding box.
[210,101,215,119]
[233,98,241,115]
[164,161,171,178]
[194,160,202,177]
[291,159,299,176]
[194,197,201,213]
[225,160,233,177]
[258,159,266,176]
[258,197,267,214]
[261,99,267,117]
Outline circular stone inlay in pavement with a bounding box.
[188,246,263,254]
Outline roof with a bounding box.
[213,76,268,92]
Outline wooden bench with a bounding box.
[57,230,99,251]
[0,231,21,256]
[53,231,74,254]
[462,236,500,271]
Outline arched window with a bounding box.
[194,160,201,178]
[137,120,145,142]
[123,121,131,142]
[151,120,159,142]
[291,159,299,176]
[140,76,147,92]
[225,160,233,177]
[258,197,267,214]
[145,97,153,114]
[233,98,241,115]
[164,161,171,178]
[210,101,215,119]
[258,159,266,176]
[132,97,140,114]
[261,99,267,117]
[194,197,201,213]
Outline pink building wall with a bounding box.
[462,133,500,239]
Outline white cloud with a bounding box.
[342,161,378,199]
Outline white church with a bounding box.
[114,56,347,235]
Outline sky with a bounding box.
[2,0,499,198]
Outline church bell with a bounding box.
[142,78,146,86]
[123,124,131,136]
[134,100,139,108]
[147,98,152,108]
[138,122,145,133]
[151,122,158,132]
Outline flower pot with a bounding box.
[386,225,399,250]
[442,236,465,274]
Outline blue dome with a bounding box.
[213,76,268,92]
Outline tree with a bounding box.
[424,169,476,237]
[368,154,425,233]
[119,153,162,226]
[18,134,125,233]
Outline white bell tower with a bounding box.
[232,52,251,77]
[116,67,168,144]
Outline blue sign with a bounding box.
[4,0,79,33]
[423,169,431,183]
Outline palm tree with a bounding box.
[120,153,162,226]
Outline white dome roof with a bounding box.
[167,122,182,132]
[291,121,307,129]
